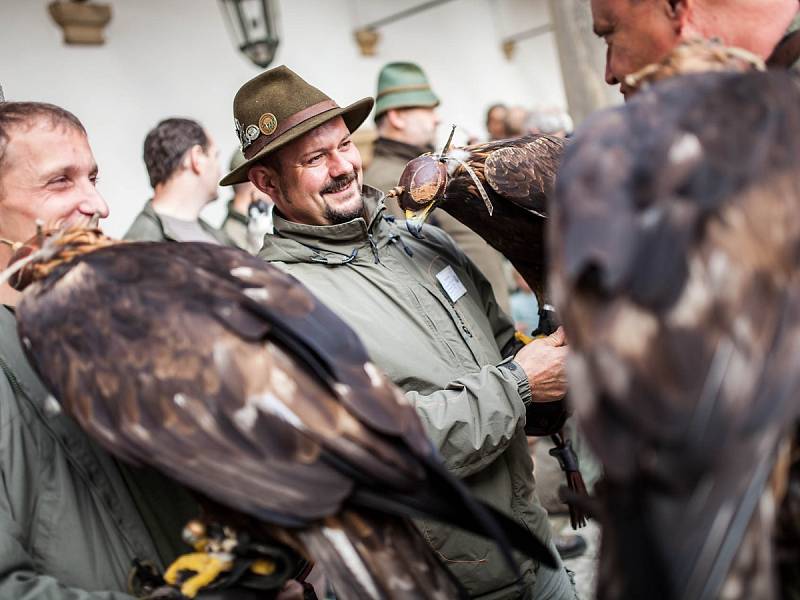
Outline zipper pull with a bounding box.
[367,234,380,264]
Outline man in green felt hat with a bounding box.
[363,62,440,215]
[221,65,577,599]
[364,61,513,315]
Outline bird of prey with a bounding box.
[391,133,565,299]
[6,229,556,600]
[550,69,800,600]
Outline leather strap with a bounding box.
[244,99,338,159]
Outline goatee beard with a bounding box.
[321,173,365,225]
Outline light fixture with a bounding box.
[48,0,112,45]
[220,0,280,69]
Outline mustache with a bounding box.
[321,172,357,195]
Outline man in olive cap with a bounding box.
[221,65,576,599]
[364,61,512,315]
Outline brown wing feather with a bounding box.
[552,70,800,600]
[484,136,564,211]
[17,244,427,525]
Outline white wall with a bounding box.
[0,0,565,237]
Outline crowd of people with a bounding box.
[0,0,797,598]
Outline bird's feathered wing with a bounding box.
[551,71,800,600]
[17,242,555,598]
[443,134,565,295]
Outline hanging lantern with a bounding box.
[220,0,280,69]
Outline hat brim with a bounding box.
[374,91,440,118]
[220,97,375,186]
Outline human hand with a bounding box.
[512,326,568,402]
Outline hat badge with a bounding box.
[259,113,278,136]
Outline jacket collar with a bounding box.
[263,185,402,264]
[373,137,431,161]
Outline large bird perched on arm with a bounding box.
[6,231,557,600]
[391,133,565,300]
[550,68,800,600]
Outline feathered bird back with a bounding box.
[551,70,800,600]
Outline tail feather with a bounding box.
[296,509,466,600]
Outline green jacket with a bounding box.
[0,307,197,598]
[259,187,559,599]
[364,137,512,315]
[124,200,234,245]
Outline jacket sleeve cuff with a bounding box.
[498,359,533,406]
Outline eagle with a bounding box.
[6,230,556,599]
[391,133,565,300]
[550,69,800,600]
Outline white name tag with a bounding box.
[436,265,467,303]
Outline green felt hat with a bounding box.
[220,65,374,186]
[374,62,440,119]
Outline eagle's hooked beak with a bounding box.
[404,202,437,239]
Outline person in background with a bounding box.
[525,107,574,138]
[221,148,273,254]
[485,103,508,140]
[510,268,540,335]
[504,105,529,137]
[125,118,234,245]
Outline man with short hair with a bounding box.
[125,118,234,245]
[0,101,197,599]
[364,62,512,314]
[221,149,273,254]
[590,0,799,97]
[222,65,576,599]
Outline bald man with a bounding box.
[590,0,799,97]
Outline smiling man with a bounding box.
[590,0,799,97]
[0,105,107,305]
[221,66,577,599]
[0,102,198,599]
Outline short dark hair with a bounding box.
[0,102,86,175]
[143,118,208,188]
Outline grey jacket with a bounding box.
[259,187,561,599]
[0,307,196,599]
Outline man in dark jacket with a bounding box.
[125,118,234,245]
[221,65,577,600]
[0,101,197,599]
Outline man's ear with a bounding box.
[385,108,406,131]
[666,0,691,34]
[187,144,204,175]
[248,163,279,198]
